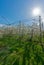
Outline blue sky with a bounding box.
[0,0,44,24]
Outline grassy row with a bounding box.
[0,34,44,65]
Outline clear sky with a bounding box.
[0,0,44,24]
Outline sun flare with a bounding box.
[33,8,41,16]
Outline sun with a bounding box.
[33,8,41,16]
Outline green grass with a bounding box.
[0,34,44,65]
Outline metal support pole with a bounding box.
[39,16,42,43]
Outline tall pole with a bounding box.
[18,21,22,37]
[39,16,42,43]
[39,16,44,51]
